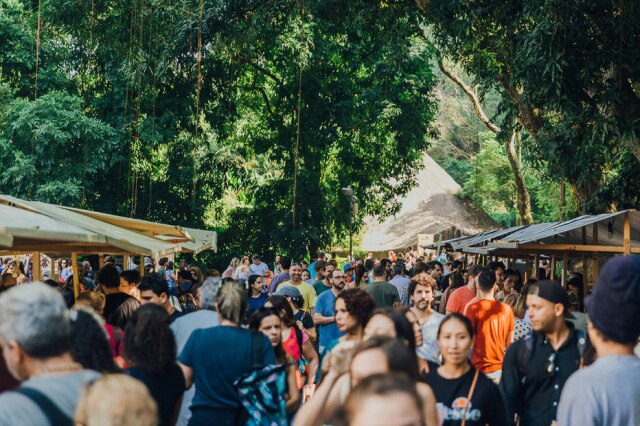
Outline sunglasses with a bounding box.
[546,352,556,376]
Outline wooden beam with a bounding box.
[98,253,105,269]
[562,253,568,287]
[525,256,530,282]
[71,252,80,297]
[534,255,539,279]
[32,252,41,282]
[517,243,637,254]
[550,256,556,280]
[624,212,631,255]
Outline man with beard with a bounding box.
[313,269,346,354]
[312,262,333,296]
[500,280,584,426]
[409,273,444,366]
[276,263,317,314]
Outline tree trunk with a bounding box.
[504,130,534,224]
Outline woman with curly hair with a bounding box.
[70,307,119,373]
[124,304,185,426]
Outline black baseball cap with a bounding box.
[527,280,575,319]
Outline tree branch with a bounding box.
[437,59,501,134]
[234,54,284,86]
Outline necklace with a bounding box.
[35,361,83,376]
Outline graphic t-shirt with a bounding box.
[464,299,514,373]
[422,367,508,426]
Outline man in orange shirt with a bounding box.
[465,268,514,384]
[446,264,481,314]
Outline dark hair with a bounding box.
[248,307,286,364]
[158,257,169,267]
[123,304,176,375]
[437,313,474,339]
[372,262,386,278]
[448,271,465,289]
[266,295,295,327]
[369,309,416,352]
[427,260,442,271]
[96,264,121,289]
[314,260,326,273]
[353,336,419,381]
[354,264,366,287]
[412,261,428,275]
[407,273,436,302]
[138,273,169,297]
[279,256,291,270]
[120,270,141,285]
[488,261,506,272]
[342,373,423,426]
[177,270,193,282]
[70,309,119,373]
[248,274,262,288]
[452,260,463,269]
[467,265,484,277]
[503,269,523,293]
[364,258,374,272]
[476,268,497,292]
[335,289,376,329]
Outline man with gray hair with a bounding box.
[0,283,100,425]
[171,277,221,426]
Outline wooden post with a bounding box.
[71,252,80,297]
[550,256,556,280]
[592,223,599,284]
[624,212,631,255]
[124,255,131,273]
[525,256,530,282]
[32,252,41,282]
[98,254,105,269]
[534,255,539,279]
[139,256,145,277]
[562,253,568,288]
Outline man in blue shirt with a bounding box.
[313,269,345,353]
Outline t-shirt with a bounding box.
[312,280,331,296]
[276,281,317,313]
[513,318,532,342]
[389,275,411,306]
[557,356,640,426]
[464,299,514,373]
[416,311,445,364]
[247,293,269,322]
[446,286,476,315]
[462,296,480,316]
[250,262,269,276]
[314,289,343,349]
[103,292,140,329]
[179,326,275,410]
[171,310,219,426]
[308,261,318,279]
[268,272,290,293]
[127,364,185,426]
[170,309,187,323]
[422,366,508,426]
[0,370,101,425]
[364,281,400,308]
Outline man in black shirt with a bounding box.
[98,263,140,329]
[139,272,186,323]
[499,280,585,426]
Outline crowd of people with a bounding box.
[0,249,638,426]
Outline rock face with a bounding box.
[360,154,497,253]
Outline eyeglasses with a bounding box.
[546,352,556,376]
[332,276,345,280]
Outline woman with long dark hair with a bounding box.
[249,307,299,413]
[70,307,119,373]
[421,314,508,426]
[124,304,185,426]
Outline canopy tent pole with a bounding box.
[99,253,105,269]
[32,252,41,282]
[71,252,80,297]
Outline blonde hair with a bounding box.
[216,282,247,324]
[74,374,157,426]
[504,293,526,319]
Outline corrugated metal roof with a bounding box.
[451,226,526,250]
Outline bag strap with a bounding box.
[461,369,480,426]
[251,332,264,370]
[13,387,73,426]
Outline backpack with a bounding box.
[293,326,309,375]
[516,330,587,379]
[234,332,288,426]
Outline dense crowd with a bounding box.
[0,249,638,426]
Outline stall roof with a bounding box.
[0,195,182,257]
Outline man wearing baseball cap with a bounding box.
[557,256,640,426]
[500,280,585,426]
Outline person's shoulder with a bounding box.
[0,390,42,422]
